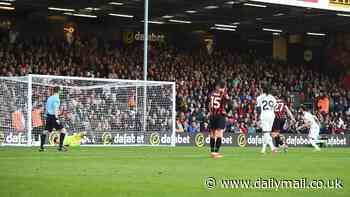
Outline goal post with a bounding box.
[0,74,176,147]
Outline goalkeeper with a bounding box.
[53,132,87,147]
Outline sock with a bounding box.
[59,133,66,149]
[278,137,284,146]
[210,137,215,152]
[273,136,278,147]
[261,134,267,153]
[309,138,321,150]
[274,135,283,147]
[215,138,222,152]
[40,134,46,149]
[265,133,276,151]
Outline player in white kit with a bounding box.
[256,85,277,154]
[296,105,321,151]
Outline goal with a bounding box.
[0,75,176,146]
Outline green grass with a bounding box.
[0,147,349,197]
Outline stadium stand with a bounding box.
[0,36,348,134]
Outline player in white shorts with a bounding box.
[256,85,277,154]
[296,105,321,151]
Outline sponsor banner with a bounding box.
[150,132,350,147]
[148,132,350,147]
[1,132,30,145]
[250,0,326,9]
[123,31,165,44]
[82,132,147,145]
[82,132,178,145]
[328,0,350,12]
[329,0,350,9]
[1,131,349,147]
[241,134,349,147]
[251,0,350,12]
[81,132,348,147]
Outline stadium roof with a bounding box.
[5,0,350,34]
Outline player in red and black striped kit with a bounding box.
[208,80,229,158]
[272,94,295,151]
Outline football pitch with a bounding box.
[0,147,349,197]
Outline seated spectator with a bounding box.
[333,116,346,135]
[239,122,248,134]
[187,121,199,134]
[201,122,209,133]
[248,121,256,134]
[176,118,184,133]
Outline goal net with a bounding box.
[0,75,176,146]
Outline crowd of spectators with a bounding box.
[0,36,349,135]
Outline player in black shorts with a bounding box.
[45,115,64,133]
[209,115,226,131]
[272,94,295,152]
[39,86,67,152]
[272,118,286,133]
[208,80,229,159]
